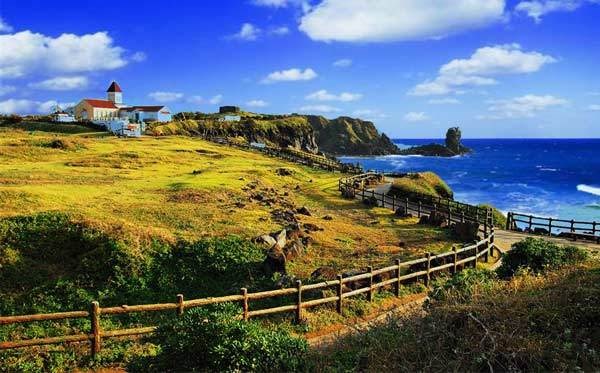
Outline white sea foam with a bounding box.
[578,184,600,196]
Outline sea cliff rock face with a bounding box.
[305,115,399,155]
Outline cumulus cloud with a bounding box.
[252,0,308,8]
[409,44,556,96]
[269,26,290,36]
[262,68,317,83]
[480,94,567,119]
[246,99,269,107]
[148,91,184,103]
[403,111,429,122]
[305,89,362,102]
[352,109,387,120]
[0,85,16,96]
[333,58,352,68]
[0,31,128,79]
[131,51,147,62]
[187,94,223,105]
[299,0,506,43]
[298,104,341,113]
[209,94,223,105]
[587,104,600,111]
[515,0,600,22]
[230,23,261,41]
[0,99,74,114]
[29,76,89,91]
[428,98,461,104]
[0,17,13,33]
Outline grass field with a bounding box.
[0,128,457,275]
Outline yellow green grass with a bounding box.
[0,128,457,275]
[389,171,453,199]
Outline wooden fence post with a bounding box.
[570,219,575,232]
[528,215,533,232]
[474,244,479,269]
[452,246,458,274]
[90,301,101,359]
[405,198,409,214]
[176,294,184,316]
[241,288,249,321]
[295,280,303,324]
[548,218,553,236]
[593,221,597,236]
[425,253,432,287]
[418,201,422,217]
[461,211,465,223]
[336,275,343,314]
[367,266,374,302]
[395,259,401,297]
[506,212,512,230]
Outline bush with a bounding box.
[430,269,497,302]
[478,204,506,228]
[129,304,308,372]
[388,172,453,199]
[497,237,588,278]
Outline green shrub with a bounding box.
[430,269,497,302]
[497,238,588,278]
[478,204,506,228]
[129,304,308,372]
[388,172,453,199]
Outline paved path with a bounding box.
[494,229,600,252]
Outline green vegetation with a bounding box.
[0,120,106,134]
[497,237,588,277]
[388,172,453,199]
[478,203,507,228]
[129,304,308,372]
[312,239,597,372]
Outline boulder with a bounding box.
[275,168,294,176]
[534,227,550,235]
[311,266,338,281]
[303,223,323,232]
[255,234,276,247]
[453,221,480,242]
[322,215,333,221]
[341,186,356,198]
[363,196,379,207]
[284,239,304,261]
[274,229,287,248]
[296,206,312,216]
[263,246,286,274]
[428,211,447,227]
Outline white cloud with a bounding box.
[333,58,352,68]
[305,89,362,102]
[29,76,89,91]
[131,51,147,62]
[298,104,341,113]
[0,85,16,96]
[481,94,567,119]
[299,0,506,43]
[403,111,429,122]
[148,91,184,103]
[0,17,13,33]
[0,30,128,79]
[246,99,269,107]
[230,23,261,41]
[515,0,599,22]
[209,94,223,105]
[410,44,556,96]
[587,104,600,111]
[352,109,387,120]
[269,26,290,36]
[0,99,74,114]
[428,97,461,104]
[262,68,317,83]
[251,0,307,7]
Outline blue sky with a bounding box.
[1,0,599,138]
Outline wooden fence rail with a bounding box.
[0,173,495,358]
[506,212,599,243]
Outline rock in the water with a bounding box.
[297,206,312,216]
[453,221,480,242]
[445,127,462,154]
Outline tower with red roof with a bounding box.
[106,81,123,105]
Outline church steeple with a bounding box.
[107,81,123,104]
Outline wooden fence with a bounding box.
[339,173,494,228]
[507,212,599,243]
[0,174,496,359]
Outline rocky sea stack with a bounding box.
[400,127,472,157]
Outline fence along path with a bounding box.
[0,175,496,358]
[506,212,599,243]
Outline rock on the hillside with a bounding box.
[363,196,379,207]
[322,215,333,220]
[274,229,287,248]
[275,168,294,176]
[418,211,447,227]
[255,234,277,247]
[311,266,338,281]
[394,207,412,218]
[263,246,287,274]
[296,206,312,216]
[453,222,480,242]
[284,238,304,261]
[303,223,323,232]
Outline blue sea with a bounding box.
[340,139,600,223]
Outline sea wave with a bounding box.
[577,184,600,196]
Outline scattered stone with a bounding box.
[311,266,338,281]
[275,168,294,176]
[255,234,277,247]
[398,241,406,248]
[275,229,287,249]
[534,227,550,235]
[263,246,286,274]
[235,202,246,208]
[295,185,301,191]
[238,177,245,181]
[303,223,323,232]
[296,206,312,216]
[276,274,296,288]
[362,196,379,207]
[271,209,298,225]
[453,221,480,242]
[341,187,356,199]
[284,239,304,261]
[394,207,412,218]
[191,169,202,175]
[322,215,333,221]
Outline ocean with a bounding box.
[339,139,600,223]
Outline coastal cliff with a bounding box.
[150,113,399,156]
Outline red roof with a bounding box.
[83,99,117,109]
[106,81,122,93]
